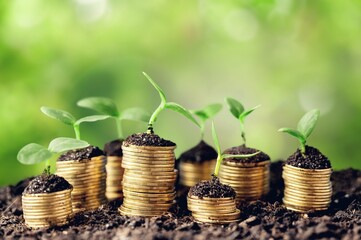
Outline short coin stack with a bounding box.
[219,160,270,201]
[119,145,177,217]
[105,156,124,200]
[56,156,106,212]
[179,160,216,187]
[187,193,240,224]
[22,188,73,228]
[282,164,332,212]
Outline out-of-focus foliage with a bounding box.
[1,0,361,186]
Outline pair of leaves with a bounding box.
[77,97,150,123]
[192,104,223,123]
[41,107,110,127]
[143,72,200,128]
[278,109,320,145]
[226,97,259,123]
[17,138,89,165]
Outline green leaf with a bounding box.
[48,137,89,153]
[193,103,223,122]
[165,102,200,127]
[225,97,244,119]
[297,109,320,138]
[119,107,151,122]
[211,122,221,156]
[77,97,119,117]
[17,143,52,165]
[278,128,306,144]
[239,105,260,122]
[222,151,260,159]
[143,72,167,104]
[41,106,76,126]
[74,115,110,126]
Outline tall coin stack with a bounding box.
[119,145,177,217]
[105,156,124,200]
[22,188,73,228]
[56,156,106,212]
[187,193,240,224]
[282,164,332,212]
[179,160,216,187]
[219,160,270,201]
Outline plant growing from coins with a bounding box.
[191,104,222,139]
[17,137,89,172]
[278,109,320,153]
[211,122,260,176]
[143,72,200,132]
[77,97,150,139]
[41,106,110,140]
[225,98,260,145]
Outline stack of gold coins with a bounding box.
[219,160,270,201]
[105,156,124,200]
[282,164,332,212]
[119,145,177,217]
[22,188,73,228]
[187,193,240,224]
[179,160,216,187]
[56,156,106,212]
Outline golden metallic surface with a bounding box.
[179,160,216,187]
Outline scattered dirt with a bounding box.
[123,133,176,147]
[189,176,236,199]
[178,140,217,163]
[103,139,123,156]
[223,144,270,163]
[23,174,72,194]
[286,145,331,169]
[58,146,104,161]
[1,161,360,240]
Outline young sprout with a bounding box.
[143,72,200,133]
[17,137,89,173]
[211,122,260,177]
[41,107,110,140]
[77,97,150,139]
[191,104,223,139]
[225,98,260,145]
[278,109,320,154]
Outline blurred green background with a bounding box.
[1,0,361,186]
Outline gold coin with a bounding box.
[283,198,330,208]
[122,161,174,168]
[119,206,165,217]
[122,182,174,190]
[284,189,332,197]
[192,217,239,224]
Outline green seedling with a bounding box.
[41,107,110,140]
[278,109,320,154]
[191,103,222,139]
[17,137,89,173]
[225,97,260,145]
[77,97,150,139]
[143,72,200,133]
[211,122,260,177]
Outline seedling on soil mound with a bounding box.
[77,97,150,139]
[41,106,110,140]
[278,109,320,154]
[143,72,199,133]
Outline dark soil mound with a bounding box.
[1,161,360,239]
[58,146,104,161]
[189,177,236,198]
[286,145,331,169]
[178,141,217,163]
[23,174,72,194]
[223,145,270,164]
[104,139,123,156]
[123,133,175,147]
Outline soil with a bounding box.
[178,140,217,163]
[123,133,176,147]
[286,145,331,169]
[1,161,360,240]
[103,139,123,156]
[222,144,270,164]
[58,146,104,161]
[189,176,236,198]
[23,174,72,194]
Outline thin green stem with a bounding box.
[45,159,51,174]
[213,156,223,177]
[240,121,246,145]
[116,118,123,139]
[200,123,205,140]
[300,142,306,154]
[74,125,81,140]
[148,103,164,132]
